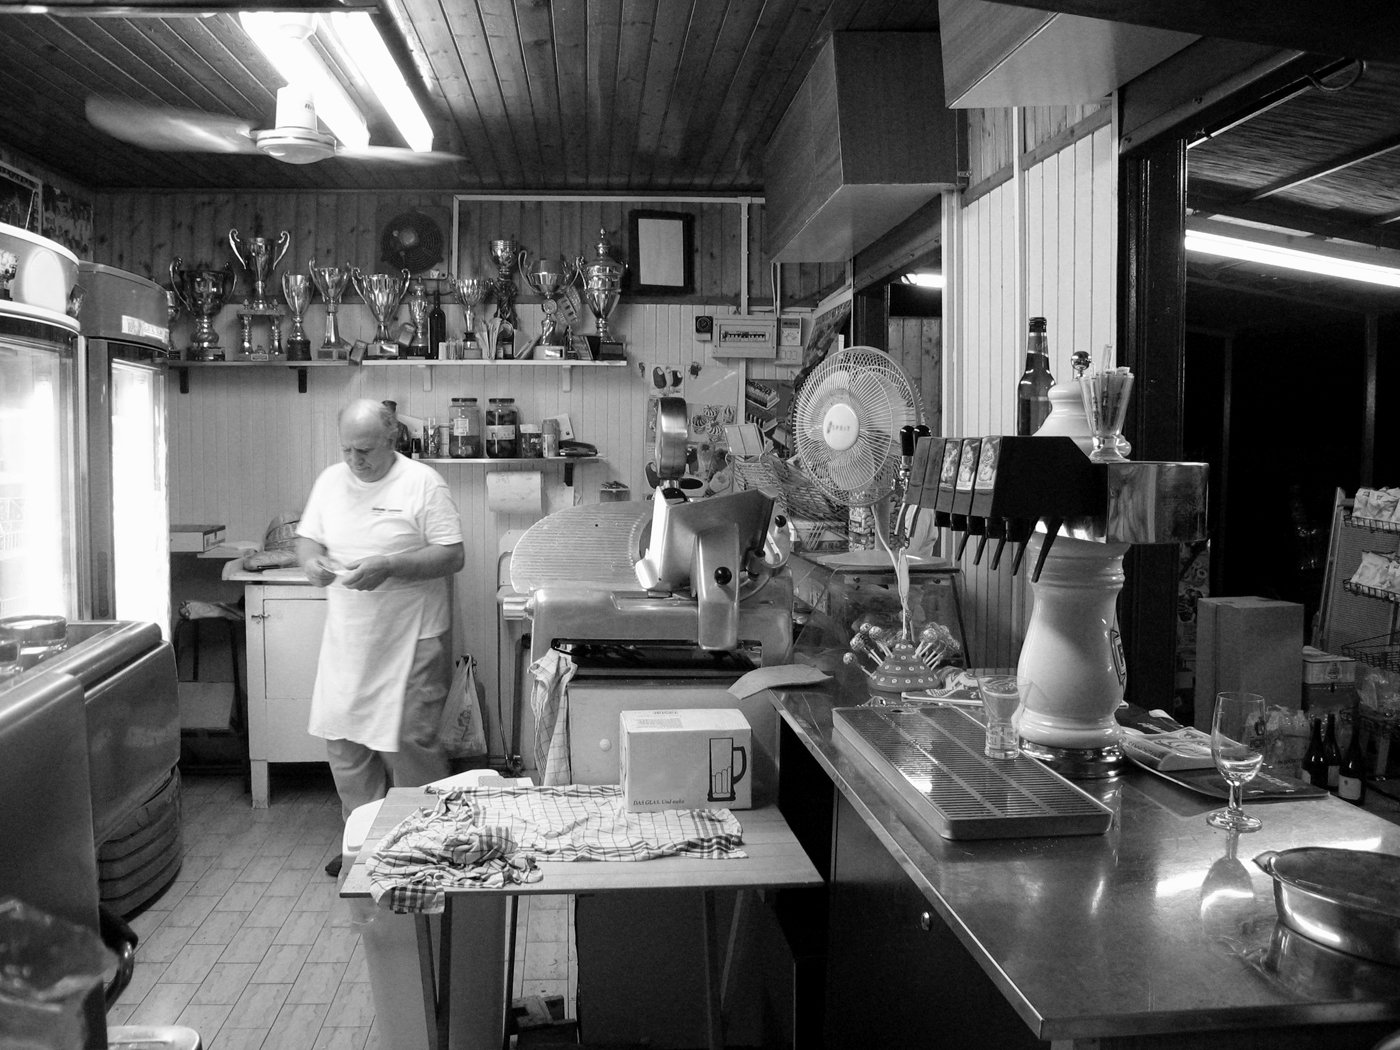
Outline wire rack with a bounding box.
[729,452,845,525]
[1344,510,1400,534]
[1342,633,1400,672]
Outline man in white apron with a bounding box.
[296,399,465,874]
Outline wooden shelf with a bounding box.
[170,356,627,393]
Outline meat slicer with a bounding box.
[511,397,794,666]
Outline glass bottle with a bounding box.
[1336,714,1367,805]
[1303,717,1328,788]
[428,289,447,361]
[486,397,519,458]
[382,400,413,455]
[496,321,516,361]
[1323,712,1342,791]
[1016,316,1055,436]
[449,397,483,459]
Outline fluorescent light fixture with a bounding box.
[321,12,434,153]
[240,11,370,151]
[902,272,944,288]
[1185,218,1400,289]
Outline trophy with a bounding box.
[523,256,575,359]
[352,267,410,357]
[453,275,490,358]
[577,228,625,359]
[229,229,290,311]
[281,273,313,361]
[308,260,352,358]
[0,250,15,300]
[404,278,430,358]
[169,257,236,360]
[489,238,527,328]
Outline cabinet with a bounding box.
[243,581,327,807]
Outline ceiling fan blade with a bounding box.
[85,96,260,155]
[332,144,463,165]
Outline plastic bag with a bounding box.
[439,655,488,758]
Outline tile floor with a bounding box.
[108,766,576,1050]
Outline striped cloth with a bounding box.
[367,785,747,914]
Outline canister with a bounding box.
[519,423,542,458]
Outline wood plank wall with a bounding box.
[948,103,1116,667]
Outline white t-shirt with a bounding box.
[297,454,463,637]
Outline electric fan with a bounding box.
[791,346,958,692]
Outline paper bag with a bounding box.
[440,655,488,758]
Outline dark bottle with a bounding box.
[427,289,447,361]
[1323,712,1342,791]
[1303,717,1328,788]
[382,399,413,456]
[1016,316,1055,436]
[1336,716,1367,806]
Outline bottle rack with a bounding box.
[1337,504,1400,670]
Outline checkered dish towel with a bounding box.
[367,785,747,914]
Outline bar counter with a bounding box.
[774,681,1400,1050]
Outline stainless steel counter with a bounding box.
[775,683,1400,1047]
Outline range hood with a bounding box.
[762,33,961,265]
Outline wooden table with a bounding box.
[340,787,822,1050]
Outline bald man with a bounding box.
[296,399,465,874]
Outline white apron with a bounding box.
[308,584,427,752]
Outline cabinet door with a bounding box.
[824,794,1040,1049]
[263,596,326,698]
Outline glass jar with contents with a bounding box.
[485,397,519,458]
[519,423,542,458]
[449,397,483,458]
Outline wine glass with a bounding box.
[1207,691,1268,832]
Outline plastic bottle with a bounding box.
[1336,715,1367,805]
[1017,316,1055,436]
[1303,717,1328,788]
[1323,712,1342,791]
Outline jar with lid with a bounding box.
[449,397,483,459]
[486,397,519,458]
[519,423,543,458]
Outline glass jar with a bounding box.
[485,397,519,458]
[449,397,483,459]
[519,423,542,458]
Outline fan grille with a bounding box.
[792,347,921,506]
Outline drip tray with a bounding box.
[832,706,1113,840]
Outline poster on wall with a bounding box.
[0,161,41,233]
[743,376,794,457]
[42,185,93,258]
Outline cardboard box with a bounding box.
[619,708,751,812]
[1193,596,1303,730]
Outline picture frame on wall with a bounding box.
[627,209,694,295]
[0,161,41,233]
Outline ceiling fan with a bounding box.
[85,86,460,167]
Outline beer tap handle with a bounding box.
[972,531,988,565]
[955,530,972,561]
[1030,519,1063,583]
[900,425,916,458]
[989,532,1009,571]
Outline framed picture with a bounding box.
[627,209,694,295]
[0,161,41,233]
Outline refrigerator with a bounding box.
[0,236,171,636]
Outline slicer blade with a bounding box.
[509,503,651,594]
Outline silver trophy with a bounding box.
[229,229,290,311]
[523,256,575,358]
[308,260,352,358]
[453,275,491,353]
[352,267,410,356]
[281,273,313,361]
[169,257,236,360]
[489,237,527,329]
[578,228,625,350]
[0,250,15,300]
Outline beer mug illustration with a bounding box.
[708,736,748,804]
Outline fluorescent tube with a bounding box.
[321,11,434,153]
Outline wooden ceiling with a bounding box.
[0,0,940,193]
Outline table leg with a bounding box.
[503,896,520,1050]
[416,911,453,1050]
[250,759,269,808]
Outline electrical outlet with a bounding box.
[546,414,574,442]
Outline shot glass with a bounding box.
[976,673,1028,760]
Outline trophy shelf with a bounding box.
[167,359,347,394]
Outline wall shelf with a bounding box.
[170,356,628,393]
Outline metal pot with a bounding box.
[1254,847,1400,966]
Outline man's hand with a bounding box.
[339,555,392,591]
[302,555,341,587]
